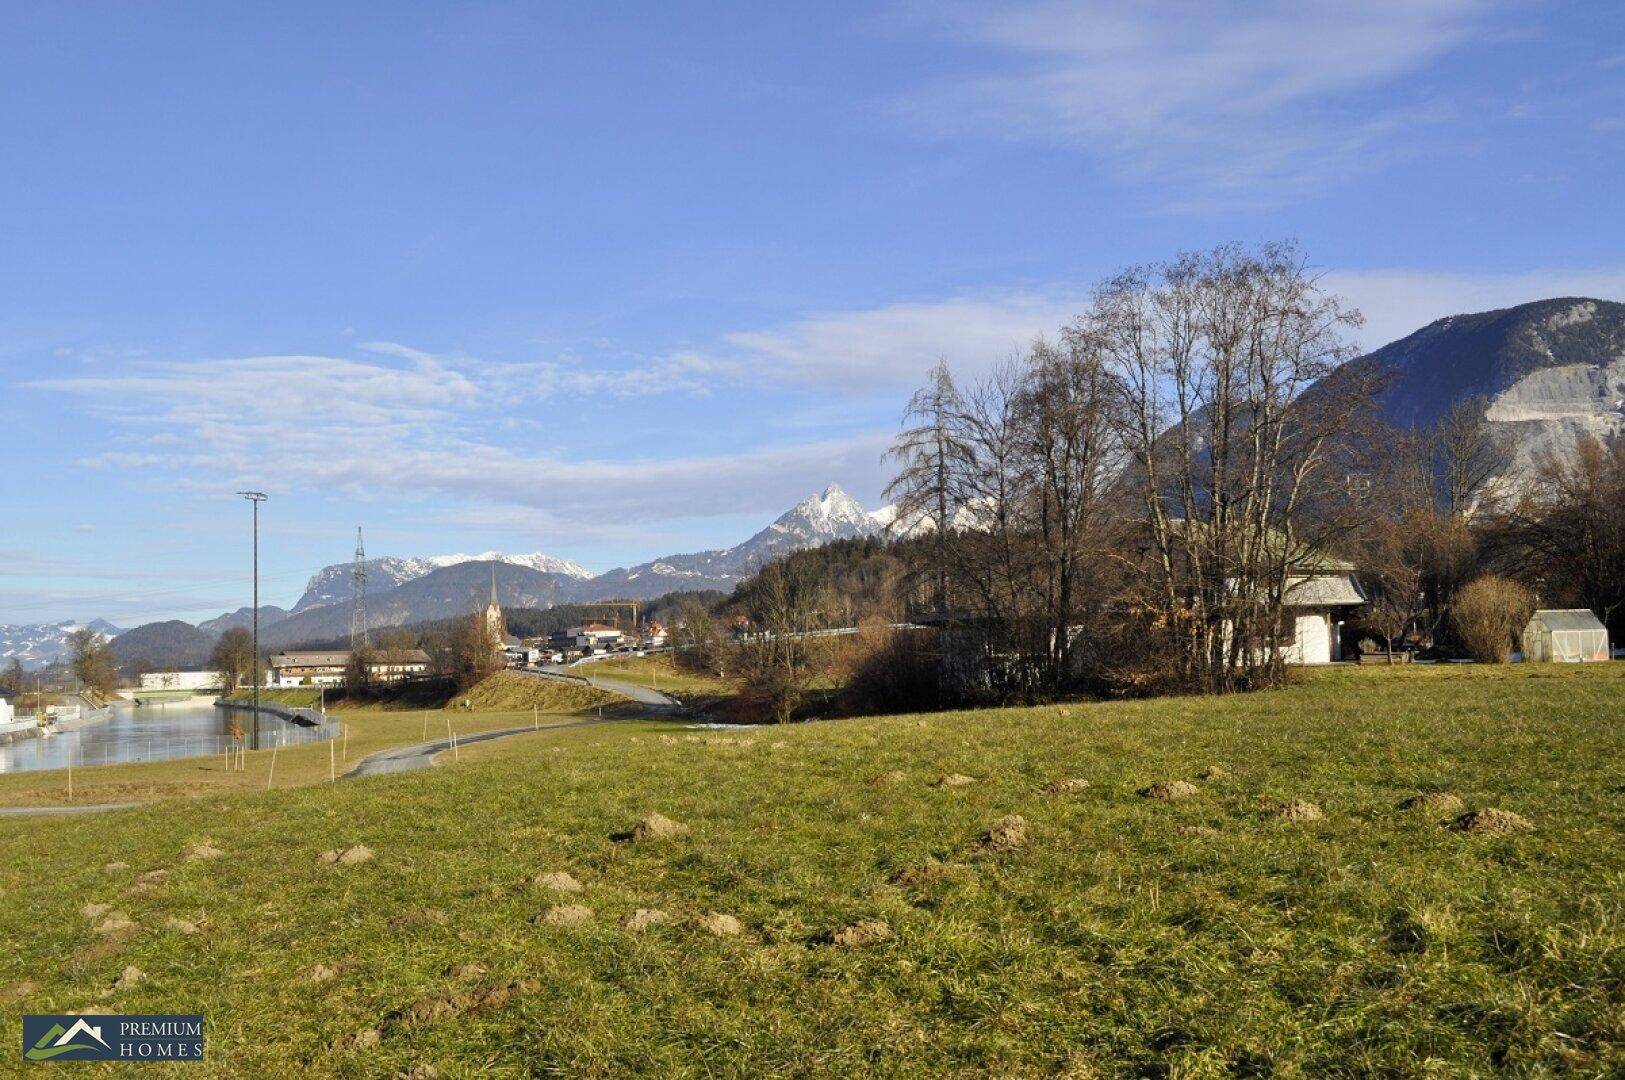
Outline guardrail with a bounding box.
[215,699,329,728]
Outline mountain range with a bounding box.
[8,296,1621,668]
[254,484,890,647]
[0,620,123,670]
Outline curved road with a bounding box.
[533,664,681,711]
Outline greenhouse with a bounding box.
[1521,609,1610,662]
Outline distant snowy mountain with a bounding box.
[263,560,578,647]
[290,550,594,612]
[575,484,885,601]
[0,620,123,669]
[870,498,995,538]
[732,484,882,561]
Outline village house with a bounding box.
[1277,567,1367,664]
[267,649,431,688]
[548,622,624,656]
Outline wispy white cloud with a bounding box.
[896,0,1493,206]
[722,291,1078,387]
[31,347,894,539]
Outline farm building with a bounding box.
[1521,609,1610,662]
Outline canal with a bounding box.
[0,699,335,775]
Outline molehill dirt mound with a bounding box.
[1198,765,1231,780]
[934,773,977,788]
[869,770,907,786]
[319,844,374,866]
[1399,792,1465,815]
[830,919,892,948]
[539,904,593,927]
[1267,800,1325,822]
[974,814,1030,853]
[531,871,583,893]
[1043,778,1090,795]
[621,908,670,931]
[620,813,688,842]
[1449,808,1534,834]
[696,912,743,937]
[1140,780,1199,800]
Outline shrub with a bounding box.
[839,626,942,716]
[1449,574,1533,663]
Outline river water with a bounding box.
[0,699,335,775]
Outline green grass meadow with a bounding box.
[1,665,1620,1076]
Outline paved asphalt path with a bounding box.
[533,664,682,711]
[345,668,679,778]
[0,802,143,817]
[345,714,622,778]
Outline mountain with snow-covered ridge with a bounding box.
[575,484,890,601]
[291,550,594,612]
[0,619,123,669]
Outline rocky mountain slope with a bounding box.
[1344,297,1625,482]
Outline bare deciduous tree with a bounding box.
[1495,435,1624,631]
[209,627,255,690]
[733,560,831,723]
[68,627,118,697]
[1434,396,1510,516]
[884,359,970,612]
[1088,241,1371,691]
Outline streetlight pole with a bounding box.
[238,492,267,749]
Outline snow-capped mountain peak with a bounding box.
[772,483,876,539]
[422,551,595,580]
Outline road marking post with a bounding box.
[329,737,335,783]
[266,743,278,790]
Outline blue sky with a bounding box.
[2,0,1622,626]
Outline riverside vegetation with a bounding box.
[0,664,1619,1075]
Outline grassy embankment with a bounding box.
[0,673,620,808]
[1,664,1620,1075]
[574,653,734,702]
